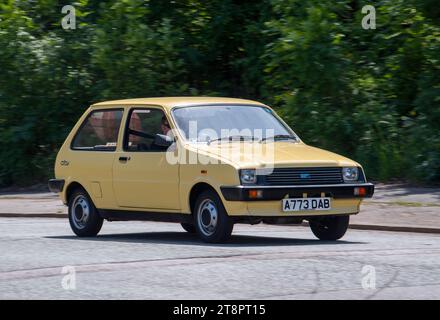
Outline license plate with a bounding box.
[282,197,331,212]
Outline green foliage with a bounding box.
[262,0,440,183]
[0,0,439,186]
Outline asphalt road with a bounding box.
[1,218,439,299]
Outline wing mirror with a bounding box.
[154,134,174,147]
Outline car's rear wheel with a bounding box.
[68,188,103,237]
[309,215,349,241]
[193,190,233,243]
[181,223,196,233]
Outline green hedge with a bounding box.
[0,0,439,186]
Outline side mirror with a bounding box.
[154,134,173,147]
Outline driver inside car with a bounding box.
[161,116,170,135]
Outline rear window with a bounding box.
[71,109,123,151]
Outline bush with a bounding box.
[0,0,438,186]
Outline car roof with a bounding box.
[91,97,266,110]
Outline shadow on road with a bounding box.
[46,231,364,247]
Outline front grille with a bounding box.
[263,167,343,186]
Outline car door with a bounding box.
[69,108,124,209]
[112,107,180,210]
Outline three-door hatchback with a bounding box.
[49,97,374,243]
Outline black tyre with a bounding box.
[309,215,349,241]
[68,188,103,237]
[181,223,196,233]
[193,190,234,243]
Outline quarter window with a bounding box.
[72,109,123,151]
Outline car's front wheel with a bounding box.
[193,190,233,243]
[309,215,349,241]
[68,188,103,237]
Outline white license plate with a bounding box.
[282,197,331,212]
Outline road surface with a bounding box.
[0,218,439,299]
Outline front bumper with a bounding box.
[220,183,374,201]
[48,179,65,193]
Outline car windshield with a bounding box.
[172,105,299,143]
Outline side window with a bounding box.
[72,109,123,151]
[125,108,171,152]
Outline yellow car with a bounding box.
[49,97,374,243]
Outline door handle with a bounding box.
[119,156,130,162]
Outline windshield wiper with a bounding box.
[260,134,297,142]
[207,135,257,145]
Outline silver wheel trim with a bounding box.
[71,195,90,230]
[197,199,218,237]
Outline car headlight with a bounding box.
[342,167,359,182]
[240,169,257,184]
